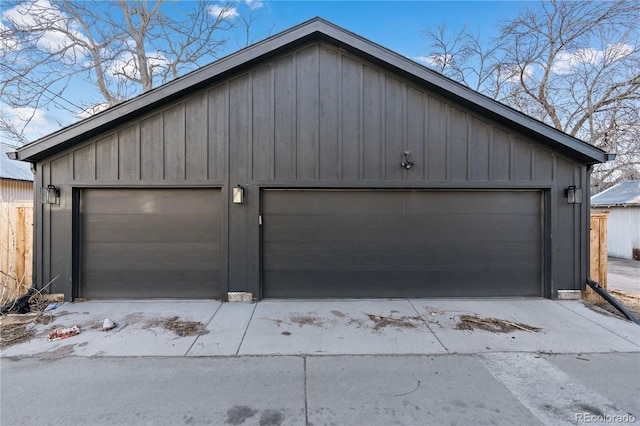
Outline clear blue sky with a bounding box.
[254,1,533,59]
[5,0,540,142]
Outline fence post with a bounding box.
[584,211,609,304]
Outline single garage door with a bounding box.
[262,190,543,298]
[80,188,221,299]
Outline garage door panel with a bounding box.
[83,242,220,271]
[265,214,540,243]
[264,269,542,298]
[262,190,543,298]
[264,241,541,271]
[263,191,407,216]
[84,215,217,243]
[264,190,541,216]
[404,191,540,214]
[82,189,201,214]
[82,270,215,299]
[80,189,221,299]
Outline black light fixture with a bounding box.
[401,151,414,169]
[565,185,583,204]
[40,185,60,205]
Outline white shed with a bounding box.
[1,143,34,202]
[591,180,640,260]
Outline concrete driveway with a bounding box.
[1,298,639,425]
[2,298,639,358]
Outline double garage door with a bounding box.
[79,189,542,299]
[262,190,543,298]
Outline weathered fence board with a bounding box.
[1,201,33,304]
[584,211,608,304]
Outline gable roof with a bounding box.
[591,180,640,207]
[1,143,33,181]
[9,17,613,165]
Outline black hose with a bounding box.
[586,278,639,325]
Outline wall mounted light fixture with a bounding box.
[565,185,583,204]
[401,151,414,169]
[232,185,244,204]
[40,185,60,205]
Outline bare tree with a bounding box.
[424,24,507,97]
[235,0,275,49]
[0,0,262,144]
[423,0,640,190]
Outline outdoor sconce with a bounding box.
[40,185,60,205]
[565,185,583,204]
[401,151,414,169]
[232,185,244,204]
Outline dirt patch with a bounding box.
[118,312,145,329]
[38,314,54,324]
[264,313,325,328]
[0,323,35,348]
[259,409,285,426]
[289,315,324,327]
[366,313,423,331]
[456,314,541,333]
[226,405,258,425]
[36,344,77,361]
[330,310,345,318]
[593,291,640,321]
[1,312,55,348]
[157,316,208,336]
[583,302,620,318]
[346,317,366,328]
[265,317,284,326]
[0,288,63,348]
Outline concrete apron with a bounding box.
[2,298,638,358]
[3,299,639,426]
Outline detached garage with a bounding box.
[9,18,611,301]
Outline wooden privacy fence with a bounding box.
[584,211,609,304]
[0,201,33,304]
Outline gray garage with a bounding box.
[9,18,612,301]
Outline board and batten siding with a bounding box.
[34,41,587,299]
[44,43,573,187]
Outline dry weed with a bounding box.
[456,314,541,333]
[366,313,423,331]
[161,316,208,336]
